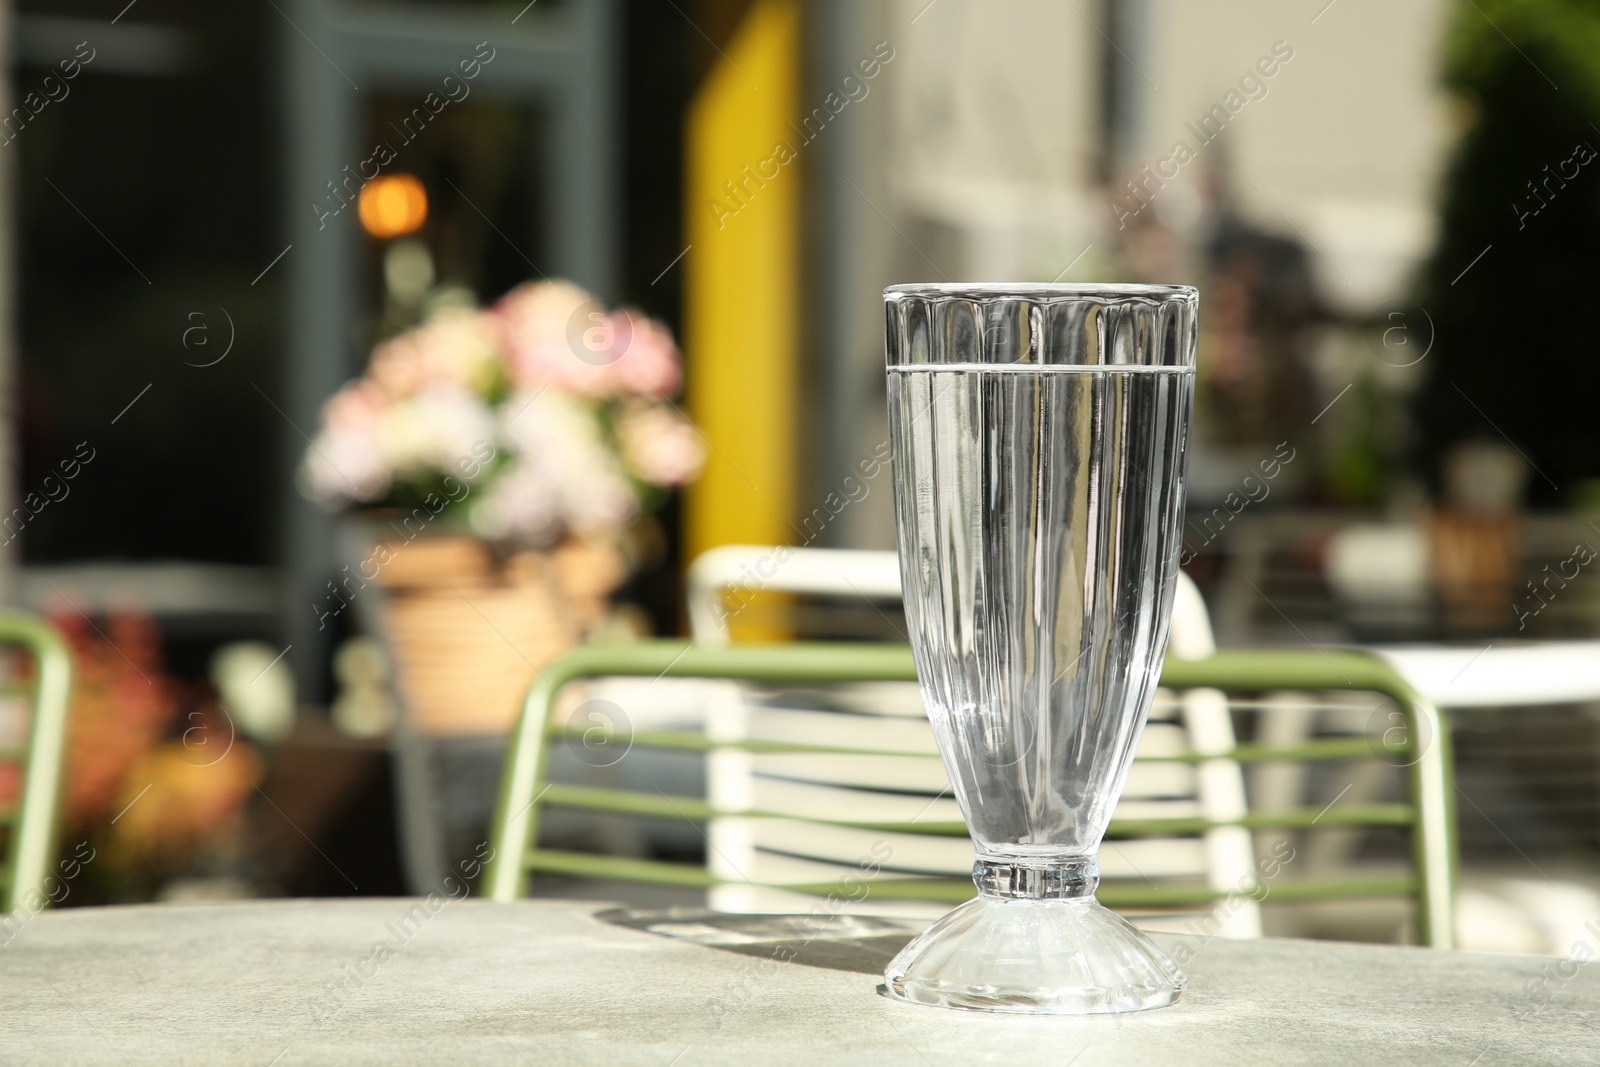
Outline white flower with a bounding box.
[298,381,393,504]
[470,460,562,544]
[480,390,639,544]
[299,431,391,504]
[379,387,497,478]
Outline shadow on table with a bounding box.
[595,908,921,975]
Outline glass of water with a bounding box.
[883,282,1197,1014]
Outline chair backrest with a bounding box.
[0,612,72,914]
[688,544,1217,652]
[484,641,1456,948]
[685,546,1259,936]
[686,545,902,646]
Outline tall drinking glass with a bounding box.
[883,283,1197,1014]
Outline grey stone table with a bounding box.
[0,898,1594,1065]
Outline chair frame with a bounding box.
[484,641,1456,947]
[0,612,72,914]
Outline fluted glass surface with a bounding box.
[883,283,1196,1014]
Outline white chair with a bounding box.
[687,545,1261,936]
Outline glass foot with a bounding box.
[882,895,1185,1015]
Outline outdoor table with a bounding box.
[0,898,1593,1064]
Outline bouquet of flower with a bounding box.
[300,280,703,547]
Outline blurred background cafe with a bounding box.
[4,0,1600,957]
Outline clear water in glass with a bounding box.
[883,283,1196,1014]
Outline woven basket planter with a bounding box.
[374,536,624,736]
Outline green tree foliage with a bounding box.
[1415,0,1600,504]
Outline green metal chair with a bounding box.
[0,612,72,914]
[485,641,1456,947]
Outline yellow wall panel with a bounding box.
[684,0,801,565]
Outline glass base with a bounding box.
[882,895,1186,1015]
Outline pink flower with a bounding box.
[495,280,600,392]
[616,403,704,486]
[495,282,683,399]
[303,275,700,545]
[370,308,505,399]
[605,310,682,398]
[322,380,388,437]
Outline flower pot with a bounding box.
[373,535,624,736]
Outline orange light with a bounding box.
[359,174,428,238]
